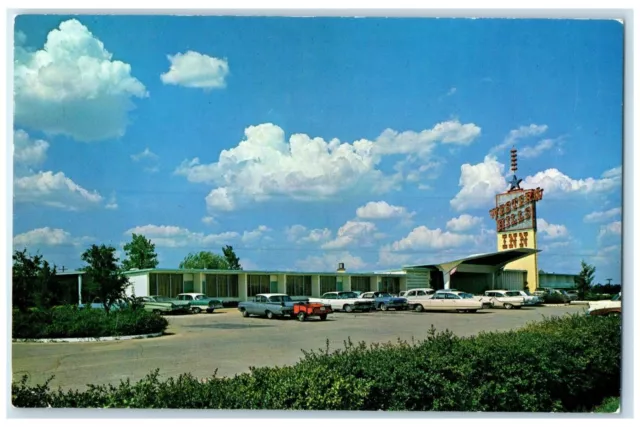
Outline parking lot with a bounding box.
[12,304,586,391]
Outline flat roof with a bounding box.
[59,268,405,277]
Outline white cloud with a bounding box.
[519,138,559,158]
[14,19,147,142]
[522,166,622,196]
[390,226,476,251]
[451,157,622,211]
[105,193,118,210]
[598,221,622,241]
[446,87,457,96]
[124,224,239,248]
[446,214,483,232]
[491,124,548,154]
[13,227,91,247]
[131,148,158,162]
[175,121,480,211]
[355,201,415,221]
[285,225,332,244]
[202,216,217,225]
[14,171,104,210]
[241,225,271,244]
[295,251,367,272]
[450,155,507,211]
[537,218,569,240]
[584,207,622,223]
[160,50,229,89]
[321,221,378,250]
[14,129,49,169]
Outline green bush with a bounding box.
[584,293,615,301]
[543,293,569,304]
[12,305,168,339]
[12,314,621,412]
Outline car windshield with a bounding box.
[460,293,474,299]
[505,291,521,297]
[195,295,206,300]
[269,295,292,303]
[155,296,171,302]
[377,293,392,298]
[339,292,358,299]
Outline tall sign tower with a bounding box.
[489,147,544,292]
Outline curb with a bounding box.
[12,332,163,343]
[540,303,576,307]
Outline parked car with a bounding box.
[309,291,376,312]
[137,295,191,314]
[515,290,542,306]
[176,293,224,313]
[587,292,622,317]
[360,291,409,311]
[565,290,579,301]
[79,297,128,311]
[409,292,483,313]
[400,288,435,298]
[479,290,525,310]
[238,293,296,319]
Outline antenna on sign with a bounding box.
[508,147,522,192]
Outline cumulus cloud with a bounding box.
[537,218,569,240]
[598,221,622,241]
[450,155,507,211]
[519,138,561,158]
[522,166,622,196]
[241,225,271,244]
[105,193,118,210]
[295,251,367,272]
[584,207,622,223]
[390,226,476,251]
[175,121,480,212]
[131,147,160,173]
[14,19,148,141]
[201,216,217,225]
[451,156,622,211]
[13,227,91,247]
[14,129,49,169]
[14,171,104,210]
[285,225,332,244]
[446,214,483,232]
[124,224,239,248]
[321,221,378,250]
[491,124,548,154]
[355,201,415,221]
[160,51,229,89]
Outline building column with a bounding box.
[277,274,287,294]
[443,271,451,289]
[78,274,83,304]
[341,275,350,291]
[238,273,248,301]
[311,275,320,297]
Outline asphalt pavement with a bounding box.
[12,304,586,392]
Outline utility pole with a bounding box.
[61,266,66,272]
[606,278,612,286]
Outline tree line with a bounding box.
[12,233,243,313]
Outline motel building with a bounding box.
[56,148,578,303]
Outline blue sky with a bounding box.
[12,16,623,283]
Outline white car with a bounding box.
[308,291,376,313]
[587,292,622,316]
[515,290,542,306]
[408,292,483,313]
[400,288,436,298]
[480,290,525,309]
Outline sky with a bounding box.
[11,16,623,283]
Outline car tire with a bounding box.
[206,308,214,313]
[266,310,275,320]
[457,309,467,313]
[241,309,249,318]
[192,307,202,314]
[415,304,424,312]
[319,314,327,321]
[380,303,388,311]
[152,309,161,315]
[297,312,306,322]
[504,303,514,310]
[468,309,477,313]
[344,304,354,313]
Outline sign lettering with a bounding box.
[501,232,529,250]
[489,188,543,232]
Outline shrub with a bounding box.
[543,293,569,304]
[584,293,615,301]
[12,305,168,339]
[12,314,621,412]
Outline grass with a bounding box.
[593,396,620,413]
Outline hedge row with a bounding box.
[12,306,169,339]
[13,314,620,411]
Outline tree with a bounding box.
[179,251,230,270]
[12,249,58,312]
[81,244,130,314]
[222,245,242,270]
[574,260,596,300]
[122,233,159,271]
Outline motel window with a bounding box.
[205,274,239,298]
[150,273,184,298]
[350,276,370,293]
[320,276,337,294]
[380,277,400,295]
[248,274,270,297]
[287,275,312,296]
